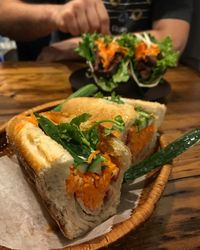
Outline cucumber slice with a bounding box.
[124,127,200,182]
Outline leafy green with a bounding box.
[95,77,119,92]
[88,154,106,174]
[134,106,155,130]
[70,113,91,127]
[34,112,88,165]
[109,92,125,104]
[104,115,125,136]
[35,112,125,172]
[112,60,130,83]
[117,33,137,57]
[94,91,124,104]
[146,37,179,83]
[75,33,100,62]
[94,92,104,98]
[34,113,64,146]
[95,60,130,92]
[158,36,178,67]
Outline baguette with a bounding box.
[6,113,131,239]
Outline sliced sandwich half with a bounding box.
[6,111,131,239]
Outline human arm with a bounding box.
[37,37,82,62]
[150,0,193,53]
[0,0,110,41]
[37,19,189,62]
[150,19,190,53]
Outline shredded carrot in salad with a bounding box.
[135,42,160,61]
[95,38,128,69]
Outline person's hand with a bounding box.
[37,38,82,62]
[53,0,110,36]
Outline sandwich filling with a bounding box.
[34,112,126,214]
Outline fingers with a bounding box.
[95,0,110,34]
[85,5,101,33]
[55,0,110,36]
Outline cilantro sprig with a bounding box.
[34,112,125,174]
[94,91,124,104]
[134,106,155,130]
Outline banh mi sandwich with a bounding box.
[6,111,131,239]
[60,96,166,164]
[76,32,178,90]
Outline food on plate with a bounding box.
[61,96,166,163]
[6,111,131,239]
[76,32,178,91]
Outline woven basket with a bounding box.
[0,100,172,250]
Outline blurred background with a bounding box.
[0,0,199,71]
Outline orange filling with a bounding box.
[95,38,128,69]
[135,42,160,61]
[14,114,37,134]
[127,124,156,158]
[66,153,119,211]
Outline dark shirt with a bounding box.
[16,0,193,61]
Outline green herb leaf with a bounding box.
[35,113,90,166]
[109,92,124,104]
[134,106,155,130]
[85,126,100,149]
[104,115,125,136]
[117,33,137,57]
[88,154,106,174]
[34,112,64,146]
[112,60,130,83]
[75,32,100,62]
[70,113,91,127]
[94,61,130,92]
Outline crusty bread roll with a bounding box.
[6,113,131,239]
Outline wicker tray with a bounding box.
[0,100,172,250]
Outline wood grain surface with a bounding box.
[0,62,200,249]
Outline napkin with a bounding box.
[0,156,144,250]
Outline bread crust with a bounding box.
[61,97,137,127]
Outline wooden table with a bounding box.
[0,62,200,249]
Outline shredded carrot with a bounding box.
[95,38,128,69]
[25,114,38,125]
[127,124,156,161]
[66,153,119,211]
[135,42,160,61]
[87,150,100,164]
